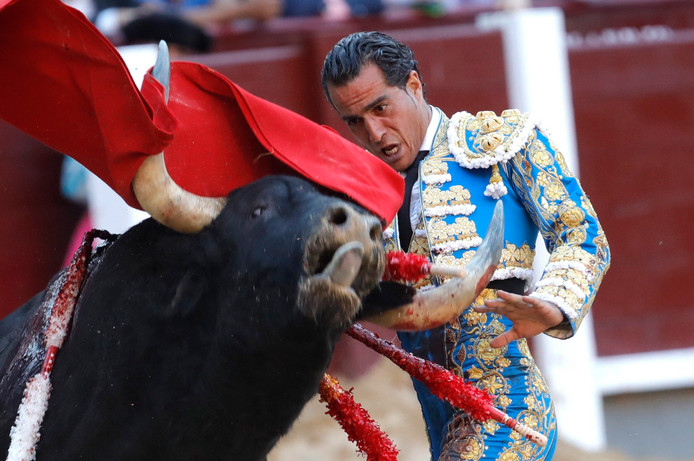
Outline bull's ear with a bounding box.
[165,268,209,318]
[356,281,416,320]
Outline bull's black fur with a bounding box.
[0,175,413,461]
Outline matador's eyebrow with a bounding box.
[341,95,389,123]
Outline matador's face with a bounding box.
[327,63,431,173]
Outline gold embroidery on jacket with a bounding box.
[442,292,555,461]
[503,130,610,331]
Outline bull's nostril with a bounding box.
[330,207,348,226]
[369,223,382,241]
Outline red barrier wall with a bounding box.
[0,122,84,318]
[570,29,694,356]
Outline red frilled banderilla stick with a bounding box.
[346,323,548,447]
[319,374,400,461]
[7,229,116,461]
[384,250,465,282]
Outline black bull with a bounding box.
[0,175,413,460]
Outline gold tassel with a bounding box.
[484,164,507,199]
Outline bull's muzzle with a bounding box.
[299,203,385,328]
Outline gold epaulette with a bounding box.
[446,109,536,170]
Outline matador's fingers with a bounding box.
[473,290,528,314]
[489,329,520,349]
[473,291,565,347]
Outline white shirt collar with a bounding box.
[419,106,441,152]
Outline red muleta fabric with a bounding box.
[0,0,404,224]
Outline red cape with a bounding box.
[0,0,403,223]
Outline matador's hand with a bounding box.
[472,290,565,348]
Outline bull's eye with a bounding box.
[251,206,265,218]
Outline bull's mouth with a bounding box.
[305,238,384,296]
[298,241,384,329]
[316,241,365,289]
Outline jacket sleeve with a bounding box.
[502,126,611,339]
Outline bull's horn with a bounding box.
[152,41,171,103]
[132,153,227,233]
[366,200,504,330]
[132,41,226,233]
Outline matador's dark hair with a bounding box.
[321,31,424,107]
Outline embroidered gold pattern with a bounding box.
[530,148,553,168]
[428,217,482,255]
[503,243,533,270]
[439,252,476,269]
[449,185,472,206]
[501,108,522,118]
[448,110,535,170]
[480,114,503,133]
[500,125,610,337]
[536,171,566,202]
[399,109,605,460]
[443,297,556,461]
[423,187,447,208]
[383,220,398,254]
[483,419,501,436]
[422,158,449,177]
[480,132,506,152]
[558,199,586,228]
